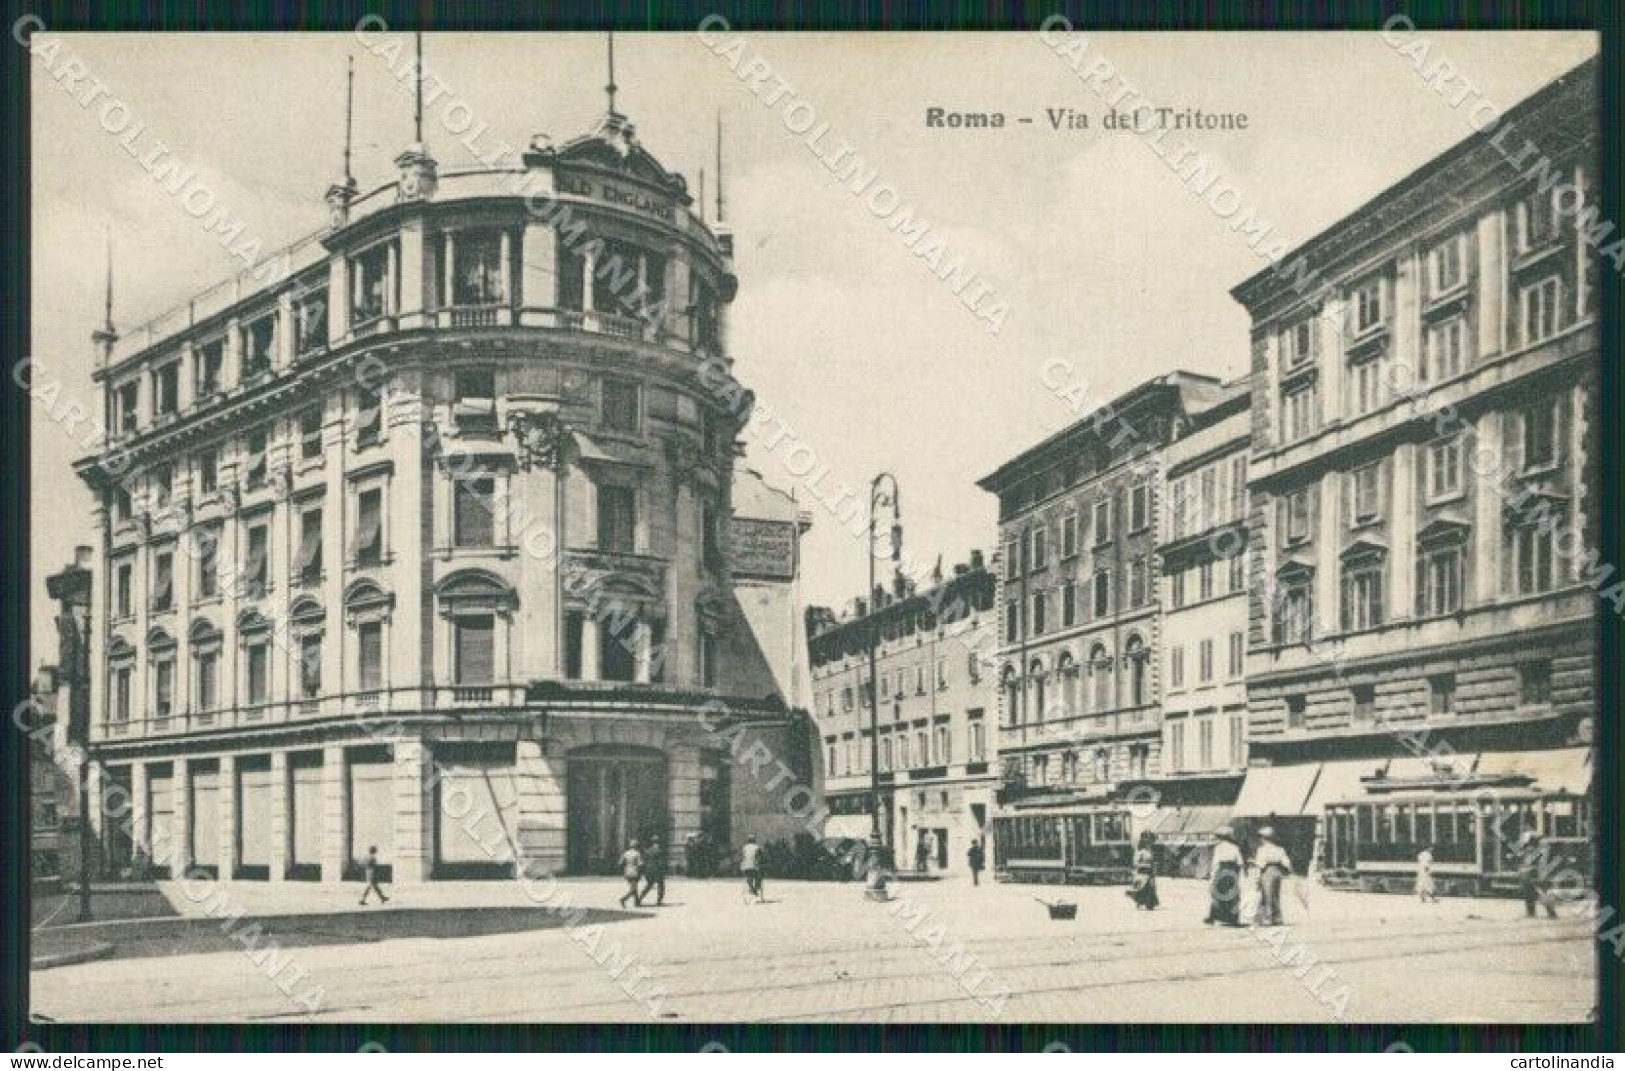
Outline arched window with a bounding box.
[1001,664,1020,726]
[1056,651,1079,718]
[1090,643,1113,711]
[345,580,395,693]
[1030,659,1047,724]
[1125,634,1150,707]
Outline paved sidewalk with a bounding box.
[31,874,1595,1023]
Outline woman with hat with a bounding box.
[1125,831,1161,910]
[1253,826,1293,927]
[1205,825,1245,926]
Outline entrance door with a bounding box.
[567,746,669,874]
[934,827,949,869]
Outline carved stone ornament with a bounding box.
[508,408,572,472]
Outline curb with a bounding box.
[32,941,116,971]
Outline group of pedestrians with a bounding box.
[616,837,670,908]
[1204,825,1296,928]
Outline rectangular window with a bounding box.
[245,429,268,489]
[299,634,322,699]
[968,718,985,762]
[1352,684,1376,723]
[1418,542,1463,616]
[1352,276,1387,335]
[244,522,269,599]
[1282,383,1318,442]
[1129,482,1150,532]
[1029,527,1047,572]
[1031,591,1047,636]
[1004,599,1020,643]
[1228,632,1244,678]
[454,476,496,548]
[454,614,496,685]
[1522,399,1560,472]
[1350,462,1382,525]
[1170,646,1184,688]
[355,488,384,566]
[1427,437,1464,501]
[1171,569,1186,609]
[1198,639,1214,684]
[1093,499,1112,545]
[195,527,219,599]
[1198,719,1214,769]
[1169,719,1186,772]
[295,292,328,356]
[601,379,641,434]
[1519,187,1559,252]
[197,340,224,396]
[1341,563,1385,632]
[1424,316,1467,381]
[453,369,498,433]
[356,391,382,448]
[1061,580,1077,628]
[1131,557,1150,607]
[196,651,218,711]
[451,230,506,305]
[1282,317,1316,369]
[300,408,324,460]
[115,562,132,617]
[597,484,636,553]
[699,630,718,688]
[154,363,179,417]
[117,381,140,435]
[298,507,323,585]
[1286,487,1313,544]
[1230,455,1248,518]
[352,243,392,324]
[112,665,132,722]
[199,448,218,494]
[1511,522,1556,595]
[1430,673,1456,717]
[1286,695,1306,730]
[1228,551,1245,593]
[1519,661,1552,706]
[1198,561,1214,601]
[358,621,384,692]
[1061,512,1079,558]
[1277,584,1314,646]
[1348,355,1381,417]
[246,640,270,705]
[1003,538,1020,580]
[151,549,174,611]
[154,657,174,718]
[1092,568,1112,617]
[1521,276,1563,346]
[245,317,275,378]
[1428,234,1466,296]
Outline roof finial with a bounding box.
[100,226,114,337]
[605,30,619,117]
[414,30,424,145]
[715,109,725,222]
[342,54,355,186]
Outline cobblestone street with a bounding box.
[31,875,1596,1023]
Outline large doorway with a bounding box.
[566,746,669,874]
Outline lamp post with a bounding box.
[865,473,901,901]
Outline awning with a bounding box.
[1231,764,1319,818]
[1475,748,1593,796]
[1139,804,1231,842]
[572,432,650,468]
[1304,759,1391,812]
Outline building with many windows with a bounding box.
[74,88,813,882]
[977,373,1229,853]
[805,554,997,871]
[1230,58,1598,888]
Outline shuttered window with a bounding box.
[299,507,323,582]
[597,484,636,553]
[354,488,383,565]
[358,621,384,691]
[454,614,495,685]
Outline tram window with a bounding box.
[1395,805,1413,845]
[1549,799,1577,838]
[1358,805,1375,844]
[1438,805,1457,844]
[1455,807,1474,847]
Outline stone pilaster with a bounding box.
[392,736,432,882]
[321,745,348,881]
[269,750,290,882]
[218,753,238,879]
[514,738,566,877]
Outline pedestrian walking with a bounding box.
[740,835,764,903]
[1517,825,1558,919]
[641,838,668,906]
[618,839,645,908]
[1254,826,1292,927]
[967,839,986,887]
[1126,831,1160,910]
[1415,844,1439,903]
[358,845,389,906]
[1205,826,1244,927]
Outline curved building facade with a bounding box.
[76,105,813,882]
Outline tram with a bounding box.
[992,809,1135,885]
[1322,787,1592,897]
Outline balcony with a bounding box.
[437,305,512,329]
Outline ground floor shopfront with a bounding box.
[822,775,996,873]
[86,701,811,882]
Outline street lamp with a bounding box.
[865,472,901,902]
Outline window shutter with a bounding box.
[455,616,495,685]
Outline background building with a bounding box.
[1231,58,1598,889]
[805,554,996,871]
[977,373,1226,879]
[73,89,813,882]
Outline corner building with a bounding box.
[1231,59,1598,891]
[76,101,813,883]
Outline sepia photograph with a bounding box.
[13,17,1614,1043]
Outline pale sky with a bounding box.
[29,30,1599,668]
